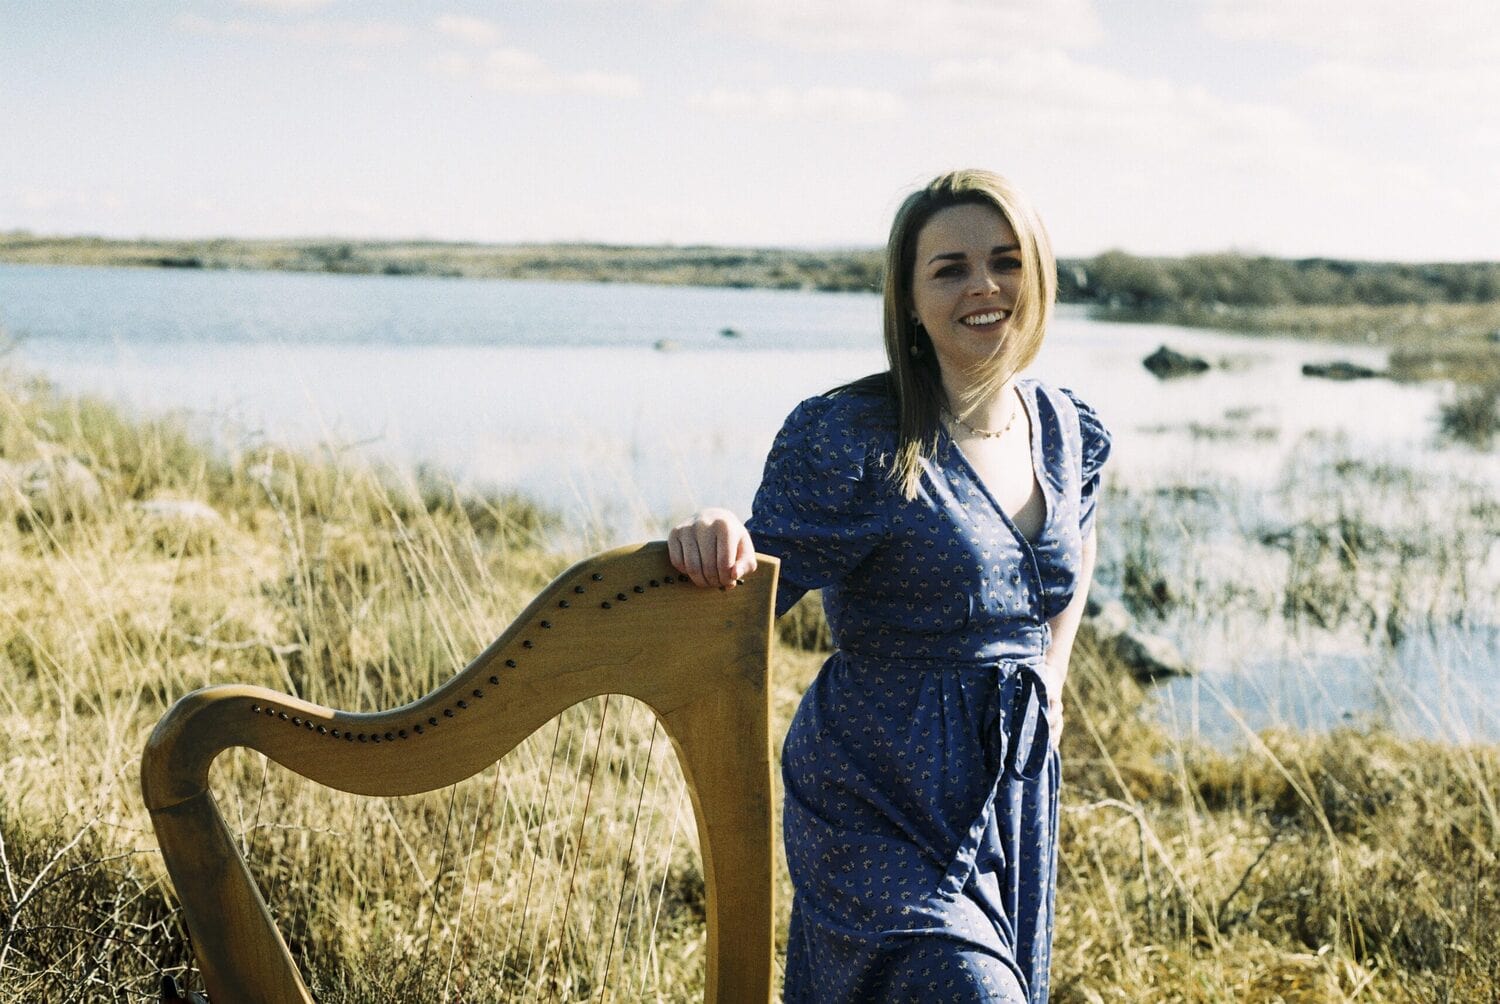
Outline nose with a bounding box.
[967,267,1001,295]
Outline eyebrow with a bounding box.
[926,244,1021,265]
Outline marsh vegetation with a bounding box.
[0,373,1495,1001]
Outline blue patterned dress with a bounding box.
[746,377,1111,1003]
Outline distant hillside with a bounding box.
[0,233,884,293]
[4,233,1499,309]
[1059,250,1500,310]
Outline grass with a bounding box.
[1437,381,1500,447]
[0,374,1496,1001]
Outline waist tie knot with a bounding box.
[992,662,1052,782]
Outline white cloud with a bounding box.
[1201,0,1498,191]
[925,50,1310,163]
[237,0,336,10]
[176,14,410,48]
[16,188,124,213]
[5,188,128,234]
[689,85,906,121]
[706,0,1101,53]
[914,49,1447,243]
[1298,58,1500,125]
[434,14,503,46]
[900,46,1500,258]
[442,47,641,98]
[1201,0,1500,66]
[428,52,473,78]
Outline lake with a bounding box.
[1,262,1495,746]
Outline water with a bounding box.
[1,262,1494,745]
[0,264,1467,521]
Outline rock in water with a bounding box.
[1087,599,1133,640]
[1301,360,1382,380]
[1143,345,1210,379]
[1083,598,1193,681]
[1111,630,1192,680]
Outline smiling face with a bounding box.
[909,201,1024,388]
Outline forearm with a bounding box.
[1044,524,1098,686]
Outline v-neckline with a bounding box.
[940,379,1050,552]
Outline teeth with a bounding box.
[963,310,1009,326]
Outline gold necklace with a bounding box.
[945,400,1019,440]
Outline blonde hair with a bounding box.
[881,169,1057,498]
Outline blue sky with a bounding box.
[3,1,1497,259]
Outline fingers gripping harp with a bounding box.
[141,542,779,1003]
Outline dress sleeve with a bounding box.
[1062,388,1112,538]
[745,396,888,616]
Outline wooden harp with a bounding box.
[141,542,779,1003]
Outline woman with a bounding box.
[668,169,1110,1003]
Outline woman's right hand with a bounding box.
[667,508,757,589]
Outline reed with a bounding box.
[1437,380,1500,447]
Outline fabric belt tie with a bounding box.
[991,663,1052,783]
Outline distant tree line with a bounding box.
[6,233,1500,306]
[1056,251,1500,309]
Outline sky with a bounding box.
[3,0,1498,260]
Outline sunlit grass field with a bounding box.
[0,373,1496,1002]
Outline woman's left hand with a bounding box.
[1041,661,1066,749]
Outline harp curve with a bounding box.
[142,541,779,1003]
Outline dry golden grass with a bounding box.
[0,373,1496,1002]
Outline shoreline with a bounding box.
[0,233,887,293]
[5,236,1499,379]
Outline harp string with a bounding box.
[455,693,683,1000]
[639,765,694,997]
[244,756,271,860]
[611,699,669,999]
[440,779,485,999]
[584,695,635,982]
[614,720,668,997]
[543,696,611,997]
[448,756,509,996]
[585,697,632,997]
[485,747,536,975]
[520,713,576,988]
[640,721,688,991]
[218,696,703,997]
[597,717,660,998]
[409,784,460,996]
[540,696,609,1002]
